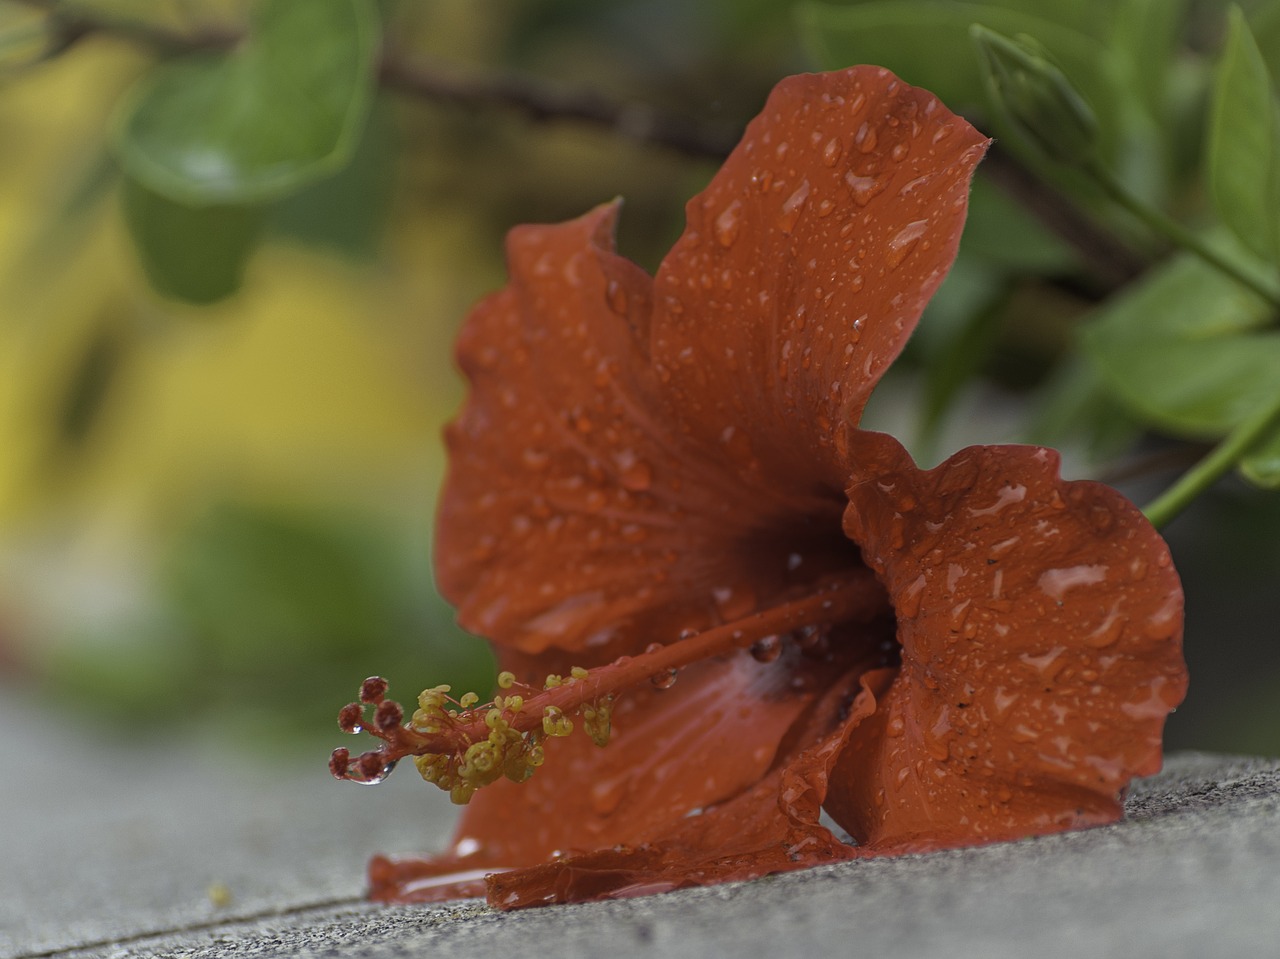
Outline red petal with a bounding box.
[481,667,897,908]
[368,646,838,902]
[827,432,1188,850]
[436,202,873,656]
[652,66,989,493]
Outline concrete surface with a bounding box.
[3,690,1278,959]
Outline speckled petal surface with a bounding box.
[652,65,988,493]
[828,432,1188,849]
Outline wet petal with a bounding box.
[653,65,989,493]
[482,667,896,908]
[828,432,1188,850]
[437,201,873,657]
[369,644,849,902]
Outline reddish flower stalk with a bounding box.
[332,571,884,785]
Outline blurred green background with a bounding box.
[0,0,1277,760]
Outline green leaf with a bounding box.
[0,4,51,70]
[1207,5,1280,264]
[1024,355,1142,465]
[269,99,396,258]
[1081,252,1280,459]
[961,174,1077,272]
[1108,0,1189,122]
[121,177,266,303]
[113,0,378,205]
[1242,427,1280,487]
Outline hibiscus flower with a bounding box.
[331,65,1187,909]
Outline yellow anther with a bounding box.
[542,706,573,738]
[582,695,615,747]
[571,666,589,681]
[544,674,563,689]
[497,671,516,689]
[459,692,479,709]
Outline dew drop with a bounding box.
[777,179,811,234]
[750,634,783,663]
[651,669,678,690]
[844,171,886,207]
[719,424,754,466]
[605,279,628,315]
[886,219,929,270]
[713,583,757,620]
[822,136,843,166]
[816,197,835,217]
[854,121,878,154]
[715,199,743,247]
[522,448,549,470]
[620,461,653,492]
[890,141,909,161]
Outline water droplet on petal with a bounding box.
[886,219,929,270]
[891,141,909,161]
[822,136,843,166]
[715,199,743,247]
[855,121,878,154]
[620,461,652,492]
[750,635,783,663]
[777,179,811,234]
[605,279,629,315]
[845,171,887,207]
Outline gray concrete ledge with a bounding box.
[3,691,1278,959]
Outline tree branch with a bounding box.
[13,0,736,159]
[979,144,1149,291]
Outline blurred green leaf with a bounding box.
[121,177,266,303]
[1109,0,1190,123]
[1208,6,1280,264]
[962,174,1077,273]
[1082,252,1280,451]
[0,3,50,71]
[1024,354,1142,464]
[162,500,494,730]
[269,99,397,258]
[917,265,1007,455]
[1242,427,1280,486]
[112,0,378,205]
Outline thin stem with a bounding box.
[1142,389,1280,528]
[1085,158,1280,309]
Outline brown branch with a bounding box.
[980,143,1150,292]
[13,0,736,159]
[377,55,737,160]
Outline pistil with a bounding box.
[331,568,885,801]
